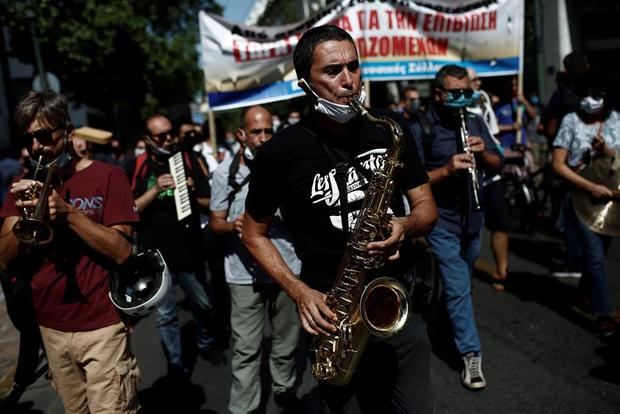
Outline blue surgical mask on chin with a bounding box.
[299,78,366,124]
[444,93,472,109]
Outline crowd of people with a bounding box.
[0,24,618,414]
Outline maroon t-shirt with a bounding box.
[0,161,139,331]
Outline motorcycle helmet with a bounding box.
[109,249,171,316]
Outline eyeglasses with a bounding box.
[151,130,173,141]
[441,88,474,99]
[21,126,64,146]
[248,128,273,136]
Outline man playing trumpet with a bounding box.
[0,90,141,413]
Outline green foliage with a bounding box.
[0,0,222,135]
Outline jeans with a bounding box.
[557,194,583,270]
[228,284,299,414]
[156,271,213,371]
[565,199,612,316]
[427,226,482,355]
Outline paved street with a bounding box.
[2,228,620,413]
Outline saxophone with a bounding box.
[311,100,411,386]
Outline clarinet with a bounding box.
[459,109,483,211]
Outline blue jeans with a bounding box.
[557,194,583,270]
[427,226,482,355]
[566,199,612,316]
[156,271,214,371]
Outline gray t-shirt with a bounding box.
[211,155,301,285]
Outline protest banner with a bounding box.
[199,0,524,110]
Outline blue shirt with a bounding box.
[495,99,528,149]
[412,103,501,234]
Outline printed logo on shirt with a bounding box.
[310,149,393,230]
[70,195,104,216]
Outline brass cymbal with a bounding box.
[572,156,620,236]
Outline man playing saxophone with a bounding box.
[413,65,502,390]
[242,25,437,413]
[0,90,141,413]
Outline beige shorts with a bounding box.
[39,321,141,414]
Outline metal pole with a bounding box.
[534,0,546,102]
[515,0,525,145]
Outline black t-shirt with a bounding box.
[543,85,580,134]
[245,110,428,292]
[134,152,210,272]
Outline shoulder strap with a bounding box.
[131,153,149,192]
[226,151,250,206]
[182,151,195,175]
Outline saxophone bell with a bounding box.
[360,277,410,337]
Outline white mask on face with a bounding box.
[243,145,256,161]
[299,78,366,124]
[580,96,604,114]
[287,116,300,125]
[134,147,146,157]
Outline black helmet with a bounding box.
[109,249,171,317]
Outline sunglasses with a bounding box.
[22,126,64,146]
[151,130,173,141]
[249,128,274,136]
[441,88,474,99]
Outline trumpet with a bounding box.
[458,109,483,211]
[13,156,57,245]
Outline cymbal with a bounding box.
[572,156,620,236]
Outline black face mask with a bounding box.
[181,131,203,150]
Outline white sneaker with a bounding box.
[461,352,486,390]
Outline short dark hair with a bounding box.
[293,25,356,83]
[434,65,468,89]
[14,90,70,137]
[563,51,588,75]
[401,85,419,96]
